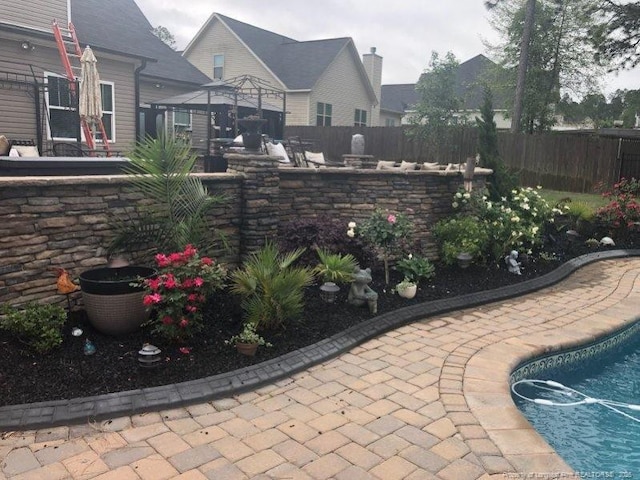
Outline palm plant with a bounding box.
[230,241,314,330]
[108,134,226,262]
[314,248,358,284]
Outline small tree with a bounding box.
[152,26,177,50]
[476,87,518,200]
[408,51,461,152]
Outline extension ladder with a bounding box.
[52,20,112,156]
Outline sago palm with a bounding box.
[230,242,314,330]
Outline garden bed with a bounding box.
[2,235,637,407]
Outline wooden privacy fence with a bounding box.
[283,125,624,193]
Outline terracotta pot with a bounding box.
[397,283,417,299]
[236,342,259,356]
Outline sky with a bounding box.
[136,0,640,97]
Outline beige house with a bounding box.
[182,13,381,127]
[0,0,209,154]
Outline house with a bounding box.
[181,13,381,127]
[380,54,511,129]
[0,0,210,154]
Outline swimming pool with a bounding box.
[512,322,640,478]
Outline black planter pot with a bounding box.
[238,117,267,152]
[79,266,156,336]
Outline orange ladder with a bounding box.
[52,20,112,156]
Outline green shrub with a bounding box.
[566,201,595,224]
[0,303,66,353]
[230,241,314,330]
[433,217,489,265]
[395,254,435,284]
[314,248,358,284]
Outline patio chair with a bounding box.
[286,136,339,167]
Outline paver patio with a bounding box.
[1,257,639,479]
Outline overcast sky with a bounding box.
[136,0,640,97]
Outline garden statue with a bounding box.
[348,267,378,314]
[505,250,522,275]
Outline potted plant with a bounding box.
[395,279,418,299]
[395,253,435,299]
[225,322,272,356]
[314,248,358,303]
[79,265,157,336]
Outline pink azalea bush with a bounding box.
[142,245,226,341]
[596,178,640,239]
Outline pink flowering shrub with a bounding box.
[596,178,640,239]
[358,209,413,284]
[142,245,226,341]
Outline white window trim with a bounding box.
[44,72,116,142]
[354,108,367,127]
[213,54,224,80]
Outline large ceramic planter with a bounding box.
[79,266,156,336]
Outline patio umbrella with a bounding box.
[79,46,102,142]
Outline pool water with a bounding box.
[513,335,640,477]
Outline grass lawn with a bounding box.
[539,189,608,210]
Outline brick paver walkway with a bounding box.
[1,258,639,480]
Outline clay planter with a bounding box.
[79,266,156,336]
[236,342,259,356]
[397,282,417,299]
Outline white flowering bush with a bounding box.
[440,186,556,263]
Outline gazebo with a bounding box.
[152,75,286,155]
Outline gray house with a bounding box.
[380,54,511,128]
[0,0,209,154]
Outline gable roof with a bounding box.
[185,13,376,99]
[380,84,420,114]
[381,54,510,114]
[70,0,210,86]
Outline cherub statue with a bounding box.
[505,250,522,275]
[348,267,378,314]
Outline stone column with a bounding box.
[225,153,281,258]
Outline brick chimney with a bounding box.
[362,47,382,126]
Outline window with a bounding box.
[316,102,332,126]
[213,54,224,80]
[173,109,192,142]
[354,109,367,126]
[45,73,115,142]
[385,118,396,127]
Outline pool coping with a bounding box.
[1,249,639,430]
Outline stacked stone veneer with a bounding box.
[0,174,242,306]
[1,158,487,306]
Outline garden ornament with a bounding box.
[347,267,378,314]
[83,338,96,355]
[505,250,522,275]
[600,236,615,246]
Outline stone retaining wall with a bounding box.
[0,174,242,306]
[0,158,487,306]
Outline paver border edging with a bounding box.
[1,249,639,430]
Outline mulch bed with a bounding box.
[1,235,638,407]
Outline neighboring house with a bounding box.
[380,54,511,129]
[182,13,380,127]
[0,0,209,153]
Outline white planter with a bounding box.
[397,283,417,299]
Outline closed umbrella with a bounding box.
[79,46,102,145]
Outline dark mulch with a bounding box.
[1,234,638,407]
